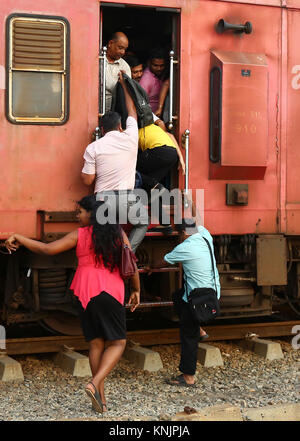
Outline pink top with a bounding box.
[82,117,138,193]
[140,67,163,113]
[70,226,124,309]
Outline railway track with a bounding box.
[4,320,300,355]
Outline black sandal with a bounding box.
[166,374,196,388]
[85,382,103,413]
[199,333,209,341]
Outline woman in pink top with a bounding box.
[5,195,140,414]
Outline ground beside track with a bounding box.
[0,337,299,421]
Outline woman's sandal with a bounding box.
[85,382,104,413]
[92,401,107,412]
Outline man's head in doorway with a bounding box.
[148,48,166,78]
[124,55,144,82]
[107,32,129,62]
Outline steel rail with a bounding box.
[3,320,299,355]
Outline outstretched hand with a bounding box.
[5,235,19,253]
[118,70,126,86]
[128,290,140,312]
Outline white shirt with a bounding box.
[82,117,138,193]
[105,57,131,111]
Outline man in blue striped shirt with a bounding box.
[164,223,220,387]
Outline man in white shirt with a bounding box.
[82,72,148,252]
[105,32,132,111]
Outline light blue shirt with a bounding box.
[164,226,221,303]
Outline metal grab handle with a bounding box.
[168,50,178,130]
[183,129,190,208]
[99,46,107,117]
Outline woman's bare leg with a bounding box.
[86,338,106,410]
[86,338,126,409]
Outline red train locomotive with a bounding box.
[1,0,300,333]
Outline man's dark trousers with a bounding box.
[172,289,200,375]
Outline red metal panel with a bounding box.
[182,1,281,235]
[210,50,268,179]
[0,0,298,239]
[0,0,99,238]
[286,10,300,234]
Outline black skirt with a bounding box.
[76,291,126,342]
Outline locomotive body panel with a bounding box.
[0,0,99,239]
[180,0,282,235]
[286,9,300,234]
[1,0,300,325]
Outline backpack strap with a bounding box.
[202,237,217,294]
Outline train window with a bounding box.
[209,67,222,163]
[6,14,69,124]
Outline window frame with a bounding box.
[6,13,70,125]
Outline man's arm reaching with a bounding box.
[118,71,137,121]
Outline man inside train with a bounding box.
[124,56,168,133]
[105,31,132,111]
[140,48,166,113]
[123,55,144,83]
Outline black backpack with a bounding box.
[187,237,220,324]
[111,73,154,129]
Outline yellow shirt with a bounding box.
[138,124,177,152]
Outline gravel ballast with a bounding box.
[0,337,299,421]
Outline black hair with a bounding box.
[124,55,142,69]
[175,219,196,232]
[101,111,121,133]
[148,47,166,61]
[77,195,123,271]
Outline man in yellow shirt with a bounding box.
[137,124,185,232]
[137,123,185,187]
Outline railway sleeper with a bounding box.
[0,335,286,383]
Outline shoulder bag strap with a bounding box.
[202,236,217,293]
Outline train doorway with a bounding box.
[99,4,180,133]
[99,3,181,190]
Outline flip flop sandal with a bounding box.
[92,401,108,412]
[85,382,103,413]
[166,374,196,388]
[199,334,209,341]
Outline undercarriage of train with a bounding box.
[1,232,300,335]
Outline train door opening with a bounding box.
[99,4,182,318]
[100,3,181,191]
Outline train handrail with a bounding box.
[168,50,178,130]
[99,46,107,117]
[183,129,190,208]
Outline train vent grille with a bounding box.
[12,19,65,71]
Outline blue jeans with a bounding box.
[96,190,149,253]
